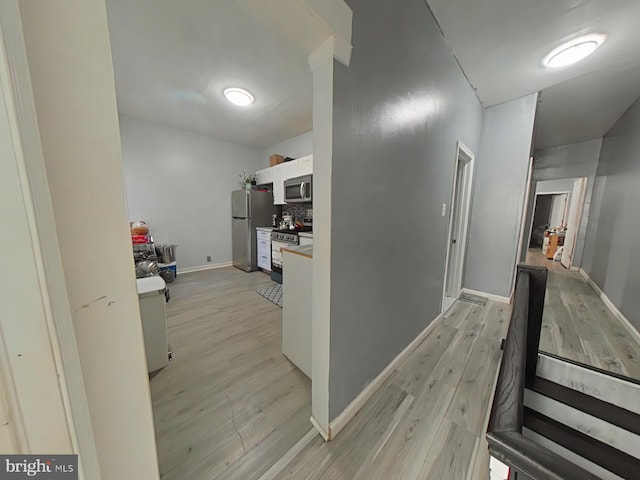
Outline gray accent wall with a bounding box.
[465,95,538,299]
[522,139,603,267]
[582,99,640,331]
[328,0,483,420]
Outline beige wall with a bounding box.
[0,386,16,453]
[19,1,159,478]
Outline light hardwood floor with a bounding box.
[526,249,640,379]
[270,299,511,480]
[150,267,311,480]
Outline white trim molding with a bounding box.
[324,315,443,440]
[0,2,101,476]
[178,262,233,275]
[308,34,352,70]
[442,141,476,313]
[309,415,329,441]
[579,269,640,344]
[461,288,512,305]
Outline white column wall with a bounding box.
[19,1,160,478]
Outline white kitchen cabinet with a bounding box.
[298,233,313,246]
[272,164,287,205]
[282,248,312,377]
[285,155,313,179]
[254,156,312,205]
[285,160,301,179]
[297,155,313,176]
[255,168,273,185]
[256,229,272,271]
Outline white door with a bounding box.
[561,178,587,269]
[442,142,475,313]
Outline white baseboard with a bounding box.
[579,269,640,343]
[179,262,232,274]
[461,288,512,305]
[326,314,443,440]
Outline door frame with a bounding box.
[0,2,101,476]
[561,177,588,269]
[442,141,475,314]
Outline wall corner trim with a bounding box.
[308,35,352,70]
[326,314,443,440]
[309,415,330,441]
[579,269,640,343]
[461,288,512,305]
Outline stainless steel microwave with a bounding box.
[284,174,312,203]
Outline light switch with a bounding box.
[441,203,447,217]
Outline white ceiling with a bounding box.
[106,0,322,150]
[427,0,640,147]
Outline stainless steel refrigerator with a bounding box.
[231,190,274,272]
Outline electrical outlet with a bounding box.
[206,256,211,262]
[441,203,447,217]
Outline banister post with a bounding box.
[517,265,548,387]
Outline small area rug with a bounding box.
[257,283,283,308]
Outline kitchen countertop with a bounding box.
[298,232,313,238]
[281,244,313,259]
[256,226,274,232]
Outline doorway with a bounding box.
[524,177,588,270]
[442,141,475,313]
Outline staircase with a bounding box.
[487,266,640,480]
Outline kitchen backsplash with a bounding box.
[283,203,312,220]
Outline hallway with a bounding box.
[526,249,640,379]
[268,299,510,480]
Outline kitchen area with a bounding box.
[142,148,316,480]
[231,153,314,378]
[103,0,322,476]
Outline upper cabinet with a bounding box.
[256,155,313,205]
[255,167,273,186]
[271,164,287,205]
[285,155,313,179]
[297,155,313,176]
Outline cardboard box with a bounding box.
[269,154,284,167]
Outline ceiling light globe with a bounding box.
[224,87,254,106]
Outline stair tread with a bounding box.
[523,406,640,479]
[530,376,640,435]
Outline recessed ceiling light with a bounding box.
[543,34,607,68]
[223,87,254,106]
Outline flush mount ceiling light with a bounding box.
[223,87,254,106]
[543,34,607,68]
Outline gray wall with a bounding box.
[582,99,640,331]
[520,139,602,267]
[465,95,538,298]
[119,116,263,270]
[262,130,313,161]
[328,0,484,420]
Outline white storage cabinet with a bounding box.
[257,229,272,271]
